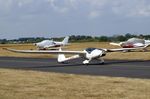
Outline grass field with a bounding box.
[0,42,150,60]
[0,42,150,99]
[0,69,150,99]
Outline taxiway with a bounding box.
[0,57,150,79]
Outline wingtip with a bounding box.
[2,48,8,50]
[2,48,15,52]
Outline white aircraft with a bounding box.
[35,36,69,50]
[4,46,146,65]
[110,38,150,51]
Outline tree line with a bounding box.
[0,33,150,44]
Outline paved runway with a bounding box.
[0,57,150,79]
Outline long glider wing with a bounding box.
[3,48,86,55]
[4,46,146,55]
[106,47,146,52]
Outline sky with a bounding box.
[0,0,150,39]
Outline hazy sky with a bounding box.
[0,0,150,39]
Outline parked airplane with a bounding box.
[4,46,145,65]
[35,36,69,50]
[110,38,150,51]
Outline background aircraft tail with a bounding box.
[62,36,69,45]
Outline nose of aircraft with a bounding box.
[92,49,103,58]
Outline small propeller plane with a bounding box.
[4,46,146,65]
[34,36,69,50]
[110,38,150,51]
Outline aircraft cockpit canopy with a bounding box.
[85,48,97,54]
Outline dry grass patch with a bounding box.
[0,69,150,99]
[0,42,150,60]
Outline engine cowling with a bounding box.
[84,48,106,60]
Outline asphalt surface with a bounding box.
[0,57,150,79]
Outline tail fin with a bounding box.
[57,48,80,63]
[62,36,69,45]
[57,48,66,63]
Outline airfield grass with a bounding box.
[0,42,150,60]
[0,69,150,99]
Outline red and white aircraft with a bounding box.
[4,46,146,65]
[34,36,69,50]
[110,38,150,51]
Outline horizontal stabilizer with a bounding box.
[110,42,121,46]
[58,54,80,63]
[57,47,80,62]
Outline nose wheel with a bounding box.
[83,60,90,65]
[97,57,105,64]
